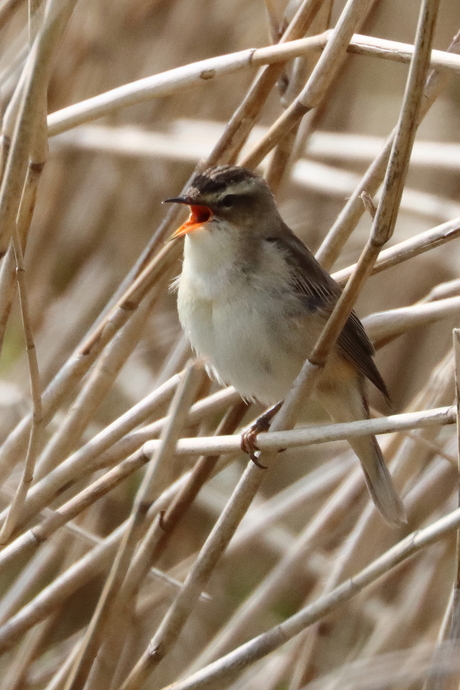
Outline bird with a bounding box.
[165,165,406,526]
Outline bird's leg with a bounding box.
[241,401,283,467]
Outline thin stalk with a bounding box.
[0,222,43,543]
[153,506,460,690]
[62,361,205,690]
[87,401,248,690]
[242,0,377,168]
[315,28,460,270]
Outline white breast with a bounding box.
[176,227,321,404]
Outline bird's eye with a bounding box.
[221,194,237,208]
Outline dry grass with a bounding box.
[0,0,460,689]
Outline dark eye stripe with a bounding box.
[220,194,238,208]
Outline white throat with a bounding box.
[182,223,240,299]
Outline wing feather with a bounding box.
[265,232,389,401]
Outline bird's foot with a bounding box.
[240,401,283,468]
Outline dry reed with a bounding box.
[0,0,460,689]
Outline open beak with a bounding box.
[164,196,213,239]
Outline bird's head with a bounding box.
[165,165,280,240]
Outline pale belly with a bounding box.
[177,276,324,404]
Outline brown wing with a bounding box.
[265,231,389,401]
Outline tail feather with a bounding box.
[317,379,406,527]
[347,432,406,526]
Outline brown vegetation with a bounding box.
[0,0,459,689]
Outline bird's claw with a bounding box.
[241,416,272,469]
[250,452,268,469]
[240,426,259,456]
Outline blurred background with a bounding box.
[1,0,459,403]
[0,0,459,688]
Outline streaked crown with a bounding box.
[182,165,276,212]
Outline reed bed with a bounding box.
[0,0,459,689]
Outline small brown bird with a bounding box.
[166,165,405,526]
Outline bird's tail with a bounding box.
[317,379,406,527]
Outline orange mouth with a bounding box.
[170,205,213,238]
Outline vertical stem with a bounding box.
[62,362,205,690]
[423,330,460,690]
[454,328,460,618]
[0,223,43,544]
